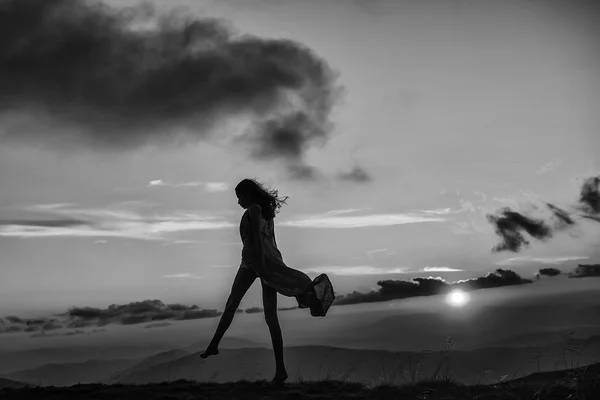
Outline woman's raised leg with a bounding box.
[201,266,257,358]
[262,279,288,384]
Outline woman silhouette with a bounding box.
[200,178,334,384]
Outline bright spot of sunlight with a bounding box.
[445,289,470,307]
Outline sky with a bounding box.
[0,0,599,316]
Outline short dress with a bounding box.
[239,206,335,317]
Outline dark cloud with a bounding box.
[62,299,220,328]
[41,321,63,330]
[4,316,24,324]
[0,0,341,178]
[452,269,533,290]
[545,203,575,229]
[538,267,562,277]
[0,316,63,334]
[335,269,533,306]
[487,175,600,252]
[0,219,88,228]
[569,264,600,278]
[337,164,372,183]
[486,208,552,253]
[579,176,600,214]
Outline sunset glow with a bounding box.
[446,290,470,307]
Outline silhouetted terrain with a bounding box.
[3,336,599,388]
[0,377,30,389]
[1,363,599,400]
[4,359,139,387]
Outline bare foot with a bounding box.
[271,371,288,385]
[200,346,219,359]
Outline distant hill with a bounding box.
[110,341,600,386]
[5,338,599,388]
[0,346,161,375]
[485,330,600,348]
[102,349,190,384]
[184,337,266,352]
[0,377,30,389]
[3,359,139,387]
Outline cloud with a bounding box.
[0,316,65,335]
[147,180,229,192]
[569,264,600,278]
[337,165,372,183]
[0,218,88,228]
[497,256,589,266]
[487,175,600,252]
[538,268,562,277]
[335,268,533,305]
[304,265,410,276]
[148,180,166,187]
[163,273,203,279]
[280,210,446,228]
[0,0,341,179]
[303,265,463,276]
[486,208,553,252]
[58,300,222,328]
[421,208,453,215]
[422,266,463,272]
[0,203,235,240]
[578,176,600,214]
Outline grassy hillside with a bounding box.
[0,369,599,400]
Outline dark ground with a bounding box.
[0,371,599,400]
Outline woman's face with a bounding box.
[236,190,251,209]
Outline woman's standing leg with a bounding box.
[201,266,257,358]
[261,279,288,383]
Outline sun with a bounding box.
[445,289,470,307]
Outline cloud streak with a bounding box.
[497,256,589,266]
[304,266,409,276]
[280,210,445,228]
[422,266,463,272]
[147,180,229,192]
[0,203,235,240]
[303,265,463,276]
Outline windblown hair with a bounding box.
[235,179,288,220]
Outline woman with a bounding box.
[200,178,334,385]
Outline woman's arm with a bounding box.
[248,203,267,276]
